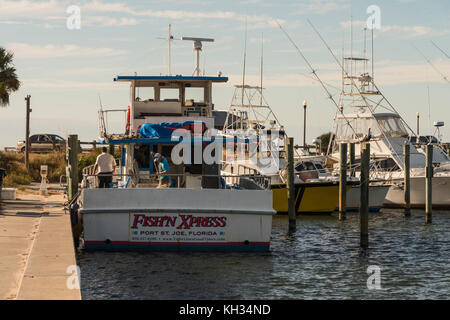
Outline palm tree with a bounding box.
[0,47,20,107]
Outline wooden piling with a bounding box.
[360,143,370,249]
[339,143,347,221]
[67,135,79,201]
[404,143,411,217]
[109,144,115,156]
[286,137,296,233]
[349,143,355,177]
[425,144,433,224]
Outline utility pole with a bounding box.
[25,95,31,171]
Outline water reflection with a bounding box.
[78,210,450,300]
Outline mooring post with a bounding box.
[286,137,296,233]
[425,144,433,224]
[67,135,79,202]
[360,143,370,249]
[109,144,115,157]
[339,143,347,221]
[404,143,411,217]
[349,143,355,177]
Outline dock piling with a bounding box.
[360,143,370,250]
[349,143,355,177]
[339,143,347,221]
[404,143,411,217]
[67,135,79,201]
[426,144,433,224]
[286,137,296,233]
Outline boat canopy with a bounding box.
[114,75,228,83]
[336,112,408,140]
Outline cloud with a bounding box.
[340,20,450,39]
[0,0,62,18]
[6,43,128,59]
[294,0,349,15]
[227,59,450,88]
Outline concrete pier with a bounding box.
[0,189,81,300]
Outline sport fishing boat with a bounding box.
[326,51,450,209]
[220,85,349,214]
[76,30,275,251]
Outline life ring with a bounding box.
[125,105,131,133]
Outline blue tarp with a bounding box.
[138,121,206,139]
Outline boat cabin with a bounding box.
[335,112,408,143]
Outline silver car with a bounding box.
[17,134,66,153]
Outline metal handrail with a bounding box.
[81,172,270,190]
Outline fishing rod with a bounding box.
[307,19,417,135]
[431,41,450,60]
[274,19,358,138]
[412,43,450,85]
[305,19,415,170]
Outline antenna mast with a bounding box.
[260,32,264,107]
[157,24,180,76]
[182,36,214,76]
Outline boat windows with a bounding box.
[185,87,205,103]
[304,162,316,171]
[135,87,154,102]
[295,163,305,172]
[160,88,180,101]
[376,117,408,138]
[375,157,400,171]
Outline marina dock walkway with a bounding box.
[0,190,81,300]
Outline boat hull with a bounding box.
[346,184,391,212]
[79,188,274,252]
[383,175,450,209]
[272,182,348,214]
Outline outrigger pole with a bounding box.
[412,43,450,85]
[274,19,358,137]
[431,41,450,60]
[305,19,416,170]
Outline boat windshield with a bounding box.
[376,116,408,138]
[336,115,408,140]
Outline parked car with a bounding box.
[17,134,66,153]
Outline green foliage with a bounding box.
[0,147,120,187]
[0,47,21,107]
[317,132,333,154]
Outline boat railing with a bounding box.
[81,172,270,190]
[235,164,271,189]
[81,158,122,177]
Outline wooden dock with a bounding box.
[0,190,81,300]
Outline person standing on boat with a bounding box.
[154,153,170,188]
[93,147,116,188]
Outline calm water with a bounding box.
[77,210,450,300]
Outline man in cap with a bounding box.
[153,152,171,188]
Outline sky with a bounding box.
[0,0,449,149]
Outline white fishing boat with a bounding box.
[76,29,275,251]
[326,51,450,209]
